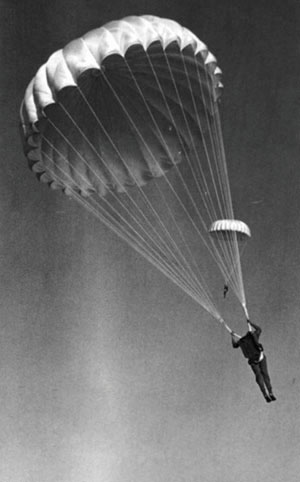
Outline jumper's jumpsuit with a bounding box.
[232,321,273,398]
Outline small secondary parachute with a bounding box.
[209,219,251,307]
[20,15,250,328]
[209,219,251,242]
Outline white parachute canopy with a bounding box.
[209,219,251,241]
[20,15,250,327]
[209,219,251,317]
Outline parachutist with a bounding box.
[223,284,229,298]
[231,321,276,403]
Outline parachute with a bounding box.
[20,15,250,329]
[209,220,251,242]
[209,219,250,309]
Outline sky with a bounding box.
[1,0,300,481]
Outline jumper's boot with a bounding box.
[264,393,272,403]
[269,392,277,402]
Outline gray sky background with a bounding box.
[1,1,299,481]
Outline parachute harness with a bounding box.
[20,15,250,330]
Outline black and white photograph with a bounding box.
[1,1,299,481]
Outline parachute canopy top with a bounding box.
[20,15,223,197]
[209,219,251,242]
